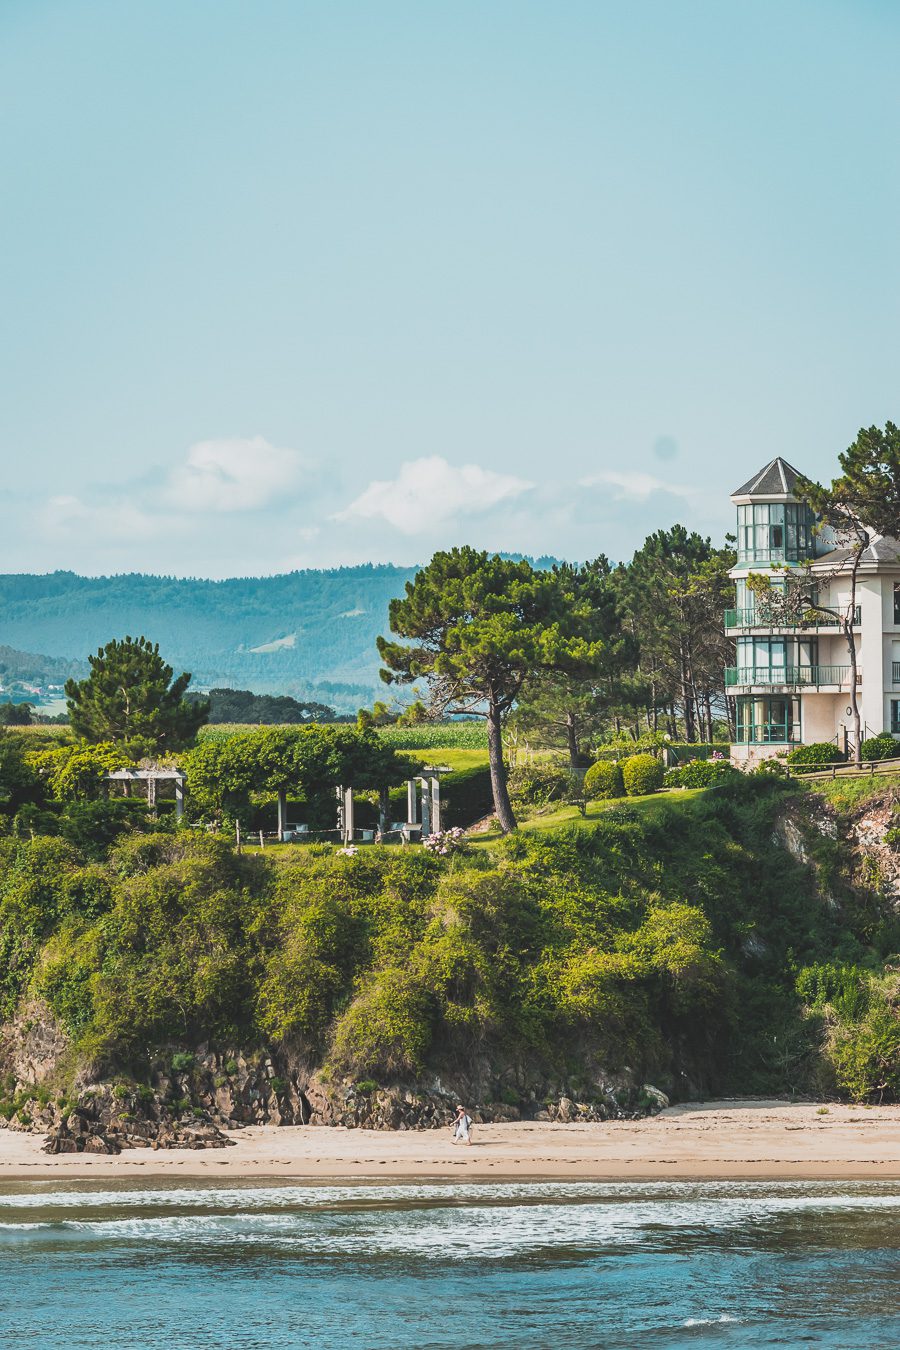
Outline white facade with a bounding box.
[727,457,900,764]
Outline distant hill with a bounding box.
[0,567,420,711]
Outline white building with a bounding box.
[727,457,900,763]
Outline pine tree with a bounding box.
[64,636,209,759]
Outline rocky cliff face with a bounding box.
[0,1003,666,1152]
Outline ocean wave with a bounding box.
[2,1183,900,1260]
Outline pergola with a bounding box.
[332,765,450,844]
[105,767,186,819]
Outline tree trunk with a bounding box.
[565,710,579,768]
[487,700,517,833]
[679,640,696,742]
[846,560,863,768]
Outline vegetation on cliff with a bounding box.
[2,777,899,1122]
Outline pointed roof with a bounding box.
[732,457,802,498]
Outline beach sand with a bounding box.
[2,1099,900,1182]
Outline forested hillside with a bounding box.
[0,567,419,707]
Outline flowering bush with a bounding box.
[337,844,358,856]
[423,827,468,856]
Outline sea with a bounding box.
[1,1179,898,1347]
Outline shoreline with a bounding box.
[2,1100,900,1184]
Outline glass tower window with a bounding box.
[736,502,814,563]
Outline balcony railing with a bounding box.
[724,606,860,630]
[736,548,813,565]
[893,662,900,686]
[725,665,855,688]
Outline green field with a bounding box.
[469,786,709,843]
[196,721,488,750]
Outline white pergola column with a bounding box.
[420,779,431,837]
[430,777,441,834]
[277,789,288,838]
[406,779,417,825]
[175,777,185,821]
[343,787,355,843]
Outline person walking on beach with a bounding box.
[452,1104,472,1145]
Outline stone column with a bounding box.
[175,777,185,821]
[420,779,431,837]
[335,785,344,838]
[344,787,355,843]
[277,789,288,838]
[147,773,157,817]
[407,779,417,825]
[430,777,441,834]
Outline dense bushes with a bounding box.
[622,753,665,796]
[785,743,845,774]
[3,776,900,1102]
[665,757,738,789]
[584,760,624,799]
[797,964,900,1100]
[860,734,899,762]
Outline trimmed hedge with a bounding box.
[665,758,738,789]
[584,760,625,800]
[622,753,665,796]
[785,743,845,775]
[860,734,899,763]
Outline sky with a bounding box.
[1,0,898,578]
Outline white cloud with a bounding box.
[159,436,312,513]
[335,456,534,534]
[578,470,695,501]
[41,494,159,541]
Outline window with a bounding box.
[735,638,816,681]
[736,502,815,563]
[892,701,900,735]
[894,583,900,625]
[735,696,800,744]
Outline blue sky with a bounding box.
[1,0,897,577]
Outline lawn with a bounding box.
[469,787,710,843]
[396,747,489,773]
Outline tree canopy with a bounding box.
[65,636,209,759]
[377,547,614,831]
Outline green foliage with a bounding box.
[508,764,573,810]
[171,1052,195,1073]
[4,774,900,1103]
[378,547,619,831]
[199,688,336,724]
[621,754,664,796]
[786,742,845,774]
[65,636,209,758]
[860,734,898,762]
[584,760,625,800]
[665,758,738,789]
[798,965,900,1101]
[329,967,433,1077]
[373,722,487,750]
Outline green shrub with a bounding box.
[508,765,572,809]
[354,1079,378,1094]
[621,754,664,796]
[171,1052,195,1074]
[861,734,899,762]
[785,743,845,774]
[665,757,737,789]
[438,765,494,828]
[583,760,625,800]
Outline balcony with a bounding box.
[894,662,900,686]
[725,665,856,689]
[724,606,860,631]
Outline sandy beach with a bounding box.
[1,1099,899,1182]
